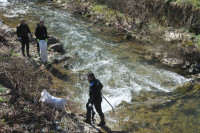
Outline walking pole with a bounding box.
[101,94,115,113]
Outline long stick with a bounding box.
[101,94,115,113]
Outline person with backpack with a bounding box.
[35,19,48,64]
[85,72,106,126]
[17,19,32,57]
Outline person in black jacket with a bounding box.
[35,19,48,63]
[17,19,32,57]
[36,23,40,56]
[35,19,48,42]
[85,73,106,126]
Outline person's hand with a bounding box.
[18,37,22,42]
[37,39,39,43]
[88,103,93,108]
[45,39,48,42]
[30,33,33,38]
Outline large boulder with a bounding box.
[48,35,59,45]
[49,43,64,53]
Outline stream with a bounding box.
[1,1,197,132]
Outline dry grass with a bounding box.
[0,32,85,132]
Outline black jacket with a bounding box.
[17,24,31,38]
[89,78,103,103]
[35,25,48,40]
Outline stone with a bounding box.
[53,55,70,64]
[63,61,69,69]
[48,35,59,45]
[49,43,64,53]
[161,58,184,67]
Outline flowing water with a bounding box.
[0,1,190,111]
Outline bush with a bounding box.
[0,53,52,101]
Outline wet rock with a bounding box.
[182,61,190,69]
[48,35,59,45]
[49,43,64,53]
[188,62,200,74]
[161,58,183,67]
[0,35,7,43]
[63,61,69,69]
[52,55,70,64]
[125,34,132,40]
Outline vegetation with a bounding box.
[176,0,200,9]
[0,24,85,132]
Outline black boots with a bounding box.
[97,114,106,126]
[84,119,91,124]
[92,110,95,122]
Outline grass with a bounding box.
[92,4,106,13]
[89,2,126,23]
[0,85,6,94]
[197,35,200,49]
[175,0,200,9]
[0,97,3,102]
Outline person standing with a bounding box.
[17,19,32,57]
[36,23,40,56]
[85,73,106,126]
[35,19,48,64]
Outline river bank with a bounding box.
[52,0,200,79]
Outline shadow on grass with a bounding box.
[45,63,70,81]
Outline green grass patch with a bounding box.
[92,5,106,13]
[197,34,200,49]
[0,97,3,102]
[0,85,7,93]
[175,0,200,9]
[91,2,126,22]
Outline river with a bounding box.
[0,1,195,132]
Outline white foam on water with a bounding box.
[0,0,7,3]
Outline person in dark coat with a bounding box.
[35,19,48,42]
[17,19,32,57]
[85,73,106,126]
[36,23,40,56]
[35,19,48,63]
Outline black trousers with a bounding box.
[21,37,29,56]
[37,41,40,56]
[86,99,104,121]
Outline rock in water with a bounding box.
[49,43,64,53]
[48,35,59,45]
